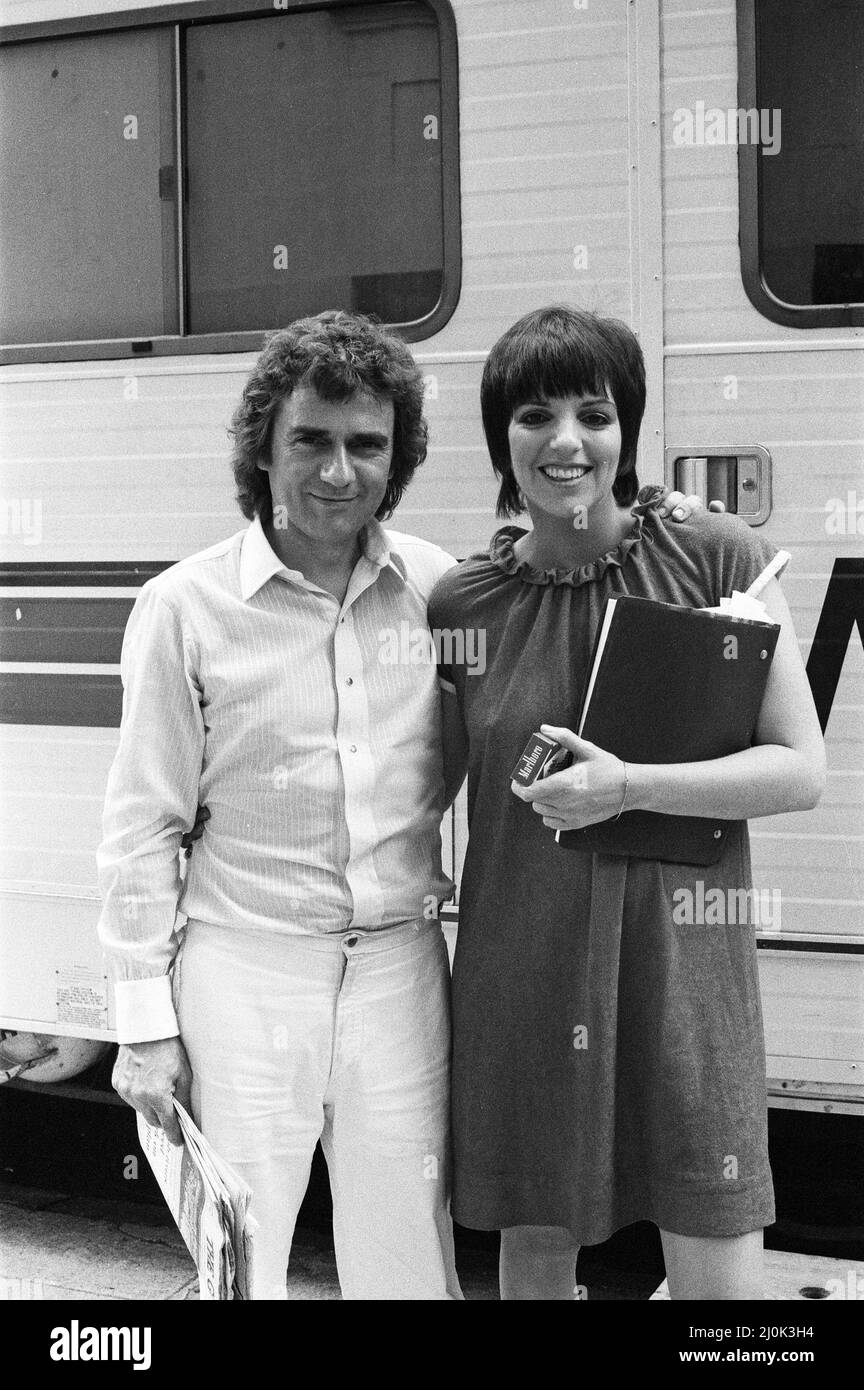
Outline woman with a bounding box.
[428,306,825,1300]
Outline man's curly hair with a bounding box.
[230,310,428,521]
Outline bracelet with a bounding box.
[613,760,629,820]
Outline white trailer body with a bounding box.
[0,0,861,1110]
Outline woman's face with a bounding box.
[507,390,623,524]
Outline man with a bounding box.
[98,310,705,1300]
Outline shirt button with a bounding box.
[345,935,358,947]
[349,744,357,753]
[346,677,353,686]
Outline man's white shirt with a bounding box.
[97,515,456,1043]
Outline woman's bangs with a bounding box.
[507,330,613,413]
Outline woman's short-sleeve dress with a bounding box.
[427,506,779,1241]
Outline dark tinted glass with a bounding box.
[183,3,443,334]
[756,0,864,307]
[0,29,178,345]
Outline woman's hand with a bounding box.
[510,725,626,831]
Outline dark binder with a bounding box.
[558,594,780,864]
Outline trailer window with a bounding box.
[185,6,442,335]
[738,0,864,327]
[0,0,459,363]
[0,28,178,347]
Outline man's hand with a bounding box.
[637,484,726,520]
[112,1037,193,1146]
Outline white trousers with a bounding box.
[173,916,462,1300]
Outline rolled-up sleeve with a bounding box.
[97,585,204,1043]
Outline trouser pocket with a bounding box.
[170,925,187,1016]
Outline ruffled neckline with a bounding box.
[488,505,653,587]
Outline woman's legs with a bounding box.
[499,1225,581,1300]
[659,1228,765,1300]
[498,1225,764,1300]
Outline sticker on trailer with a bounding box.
[55,965,108,1029]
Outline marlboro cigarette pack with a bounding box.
[511,732,569,787]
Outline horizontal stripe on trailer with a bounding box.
[0,672,121,726]
[0,881,102,901]
[0,350,488,384]
[756,938,864,955]
[0,587,143,599]
[0,562,172,587]
[0,597,133,663]
[0,663,121,675]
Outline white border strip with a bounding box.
[0,587,142,599]
[0,880,101,901]
[666,339,863,356]
[0,663,121,675]
[0,350,492,385]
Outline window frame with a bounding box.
[0,0,461,364]
[737,0,864,329]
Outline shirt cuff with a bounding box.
[114,976,180,1044]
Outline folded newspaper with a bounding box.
[136,1100,256,1300]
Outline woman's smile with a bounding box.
[538,464,592,483]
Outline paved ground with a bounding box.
[0,1181,670,1301]
[0,1183,501,1301]
[3,1181,860,1302]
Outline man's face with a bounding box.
[260,384,395,547]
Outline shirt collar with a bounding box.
[239,514,406,601]
[239,515,292,600]
[361,517,407,582]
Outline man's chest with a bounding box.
[191,587,438,736]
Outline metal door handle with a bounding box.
[664,446,772,525]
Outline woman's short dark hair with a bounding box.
[230,310,428,521]
[480,306,646,516]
